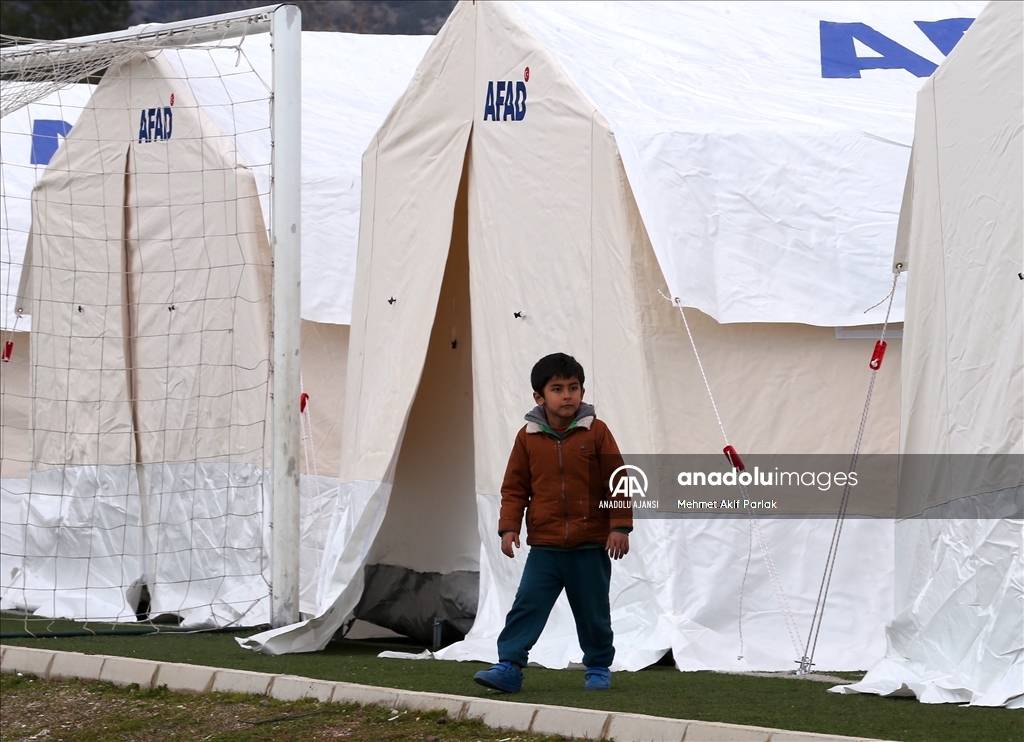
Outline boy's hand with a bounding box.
[606,532,629,560]
[501,531,521,558]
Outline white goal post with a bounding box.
[0,4,301,629]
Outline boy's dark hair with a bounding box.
[531,353,585,394]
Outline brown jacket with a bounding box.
[498,403,632,547]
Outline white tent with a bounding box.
[834,0,1023,707]
[0,32,432,332]
[7,51,273,625]
[241,1,985,668]
[0,32,431,624]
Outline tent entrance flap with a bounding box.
[355,161,478,644]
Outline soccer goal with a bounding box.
[0,4,301,631]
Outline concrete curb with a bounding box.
[0,645,884,742]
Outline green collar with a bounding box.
[539,420,579,439]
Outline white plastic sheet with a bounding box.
[831,491,1023,706]
[0,468,343,627]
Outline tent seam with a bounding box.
[355,133,380,455]
[590,109,596,410]
[930,80,952,463]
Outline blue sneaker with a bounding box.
[584,666,611,690]
[473,661,523,693]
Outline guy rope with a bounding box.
[661,267,901,671]
[797,267,901,674]
[659,290,802,662]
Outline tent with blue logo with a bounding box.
[0,31,431,626]
[3,50,275,626]
[832,0,1022,707]
[241,0,990,685]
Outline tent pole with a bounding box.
[270,3,302,628]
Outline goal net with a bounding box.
[0,5,301,632]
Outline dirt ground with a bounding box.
[0,673,564,742]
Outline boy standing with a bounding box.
[473,353,631,693]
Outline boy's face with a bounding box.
[534,375,584,428]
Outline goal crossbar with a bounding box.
[1,4,290,120]
[1,4,283,72]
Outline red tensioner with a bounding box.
[300,392,309,412]
[2,340,12,362]
[869,340,887,370]
[723,444,746,472]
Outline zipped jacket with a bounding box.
[498,403,632,547]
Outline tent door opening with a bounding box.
[353,157,479,647]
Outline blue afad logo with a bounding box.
[31,120,73,165]
[483,80,527,121]
[821,18,974,78]
[138,107,173,143]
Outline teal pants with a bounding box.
[497,546,614,668]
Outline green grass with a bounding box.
[1,614,1019,742]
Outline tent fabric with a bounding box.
[509,0,985,327]
[9,66,143,622]
[4,1,1008,682]
[0,33,433,331]
[0,332,32,479]
[241,4,480,654]
[832,0,1023,707]
[1,42,400,613]
[3,53,274,626]
[166,32,433,327]
[296,321,350,616]
[0,32,393,621]
[3,4,987,332]
[0,321,348,621]
[241,0,908,665]
[1,86,94,331]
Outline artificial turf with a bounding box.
[0,614,1018,742]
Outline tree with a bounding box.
[1,1,133,40]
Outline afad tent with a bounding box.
[834,0,1023,707]
[0,33,431,625]
[7,52,273,626]
[242,0,984,671]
